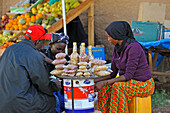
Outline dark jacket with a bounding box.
[40,48,56,74]
[0,39,57,113]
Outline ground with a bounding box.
[152,80,170,113]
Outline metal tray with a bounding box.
[53,74,104,79]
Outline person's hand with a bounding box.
[94,81,106,92]
[52,78,62,90]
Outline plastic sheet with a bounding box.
[139,39,170,67]
[139,39,170,49]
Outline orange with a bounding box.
[24,13,30,18]
[26,18,31,22]
[10,27,14,30]
[9,19,14,23]
[13,22,18,25]
[9,16,12,19]
[18,23,22,27]
[13,25,19,30]
[35,15,40,20]
[22,25,27,29]
[7,23,12,28]
[19,26,23,31]
[13,18,18,22]
[5,24,9,28]
[17,16,21,20]
[37,13,42,18]
[25,22,29,26]
[5,27,10,30]
[20,14,24,18]
[31,16,36,22]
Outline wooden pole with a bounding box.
[88,0,94,46]
[152,51,159,70]
[148,48,153,72]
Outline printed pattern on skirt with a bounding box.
[97,78,155,113]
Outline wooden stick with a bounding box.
[88,0,94,46]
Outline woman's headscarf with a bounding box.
[49,33,69,45]
[105,21,136,52]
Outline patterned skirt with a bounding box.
[97,78,155,113]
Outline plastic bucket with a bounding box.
[63,79,94,113]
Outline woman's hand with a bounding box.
[52,78,62,91]
[94,80,107,92]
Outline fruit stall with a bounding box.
[0,0,94,56]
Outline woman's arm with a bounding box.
[95,75,126,91]
[107,75,126,84]
[40,52,53,64]
[94,75,111,83]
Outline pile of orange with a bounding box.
[0,41,16,49]
[5,13,43,31]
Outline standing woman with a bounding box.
[94,21,155,113]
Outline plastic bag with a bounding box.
[83,72,90,77]
[95,71,110,76]
[76,72,83,76]
[78,69,87,73]
[89,59,106,67]
[55,64,65,70]
[78,62,88,66]
[66,64,78,70]
[52,58,67,65]
[50,69,63,75]
[55,53,66,59]
[93,65,108,72]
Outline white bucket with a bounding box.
[63,79,94,113]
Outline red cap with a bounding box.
[24,25,52,41]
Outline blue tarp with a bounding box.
[139,39,170,49]
[139,39,170,67]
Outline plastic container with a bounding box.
[63,79,94,113]
[128,96,151,113]
[164,30,170,39]
[131,21,160,42]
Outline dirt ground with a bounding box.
[152,80,170,113]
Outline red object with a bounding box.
[64,85,94,99]
[24,25,52,41]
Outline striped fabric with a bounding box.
[97,78,155,113]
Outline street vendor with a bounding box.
[40,32,69,113]
[94,21,155,113]
[40,32,69,74]
[0,25,61,113]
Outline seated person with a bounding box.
[94,21,155,113]
[40,32,69,113]
[40,32,70,73]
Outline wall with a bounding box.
[1,0,20,16]
[1,0,170,61]
[79,0,170,61]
